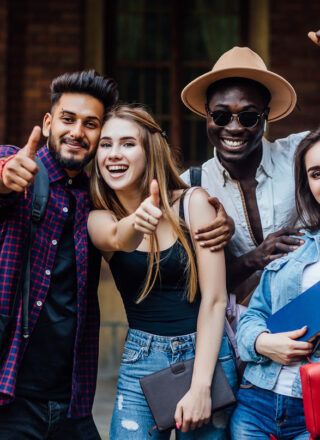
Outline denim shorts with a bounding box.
[110,328,237,439]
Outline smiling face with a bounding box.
[305,140,320,205]
[43,93,104,175]
[206,80,268,166]
[97,117,146,195]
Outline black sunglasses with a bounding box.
[206,108,267,128]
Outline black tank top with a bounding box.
[109,197,200,336]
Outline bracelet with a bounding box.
[0,155,15,181]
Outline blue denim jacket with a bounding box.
[236,229,320,397]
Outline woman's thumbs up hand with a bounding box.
[149,179,160,207]
[134,179,162,234]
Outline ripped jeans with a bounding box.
[109,328,238,439]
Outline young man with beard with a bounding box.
[0,70,118,439]
[180,44,316,304]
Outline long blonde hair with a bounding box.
[90,104,198,303]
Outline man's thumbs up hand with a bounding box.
[21,126,42,160]
[0,126,41,194]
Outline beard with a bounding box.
[47,131,97,171]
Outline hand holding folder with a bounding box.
[266,281,320,342]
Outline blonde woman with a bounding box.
[88,105,237,439]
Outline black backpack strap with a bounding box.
[21,157,49,339]
[179,189,188,221]
[31,157,50,223]
[189,166,202,187]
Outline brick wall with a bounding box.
[2,1,320,146]
[5,0,84,147]
[268,0,320,140]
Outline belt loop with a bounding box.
[191,333,197,351]
[143,333,153,355]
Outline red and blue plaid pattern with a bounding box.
[0,145,101,418]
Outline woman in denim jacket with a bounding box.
[230,128,320,440]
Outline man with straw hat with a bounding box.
[181,34,319,304]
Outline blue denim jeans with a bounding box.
[110,328,237,439]
[230,379,310,440]
[0,396,100,439]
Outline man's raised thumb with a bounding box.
[150,179,160,207]
[23,126,42,159]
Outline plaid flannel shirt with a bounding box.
[0,145,101,418]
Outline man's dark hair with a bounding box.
[50,70,119,114]
[295,127,320,232]
[206,77,271,109]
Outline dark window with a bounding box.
[104,0,248,167]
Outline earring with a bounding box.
[263,120,267,132]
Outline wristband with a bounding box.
[0,155,15,181]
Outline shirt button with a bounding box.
[45,269,51,276]
[36,301,43,307]
[63,207,68,213]
[51,239,57,246]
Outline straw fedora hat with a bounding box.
[181,46,296,123]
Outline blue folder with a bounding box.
[266,281,320,342]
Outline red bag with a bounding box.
[300,358,320,440]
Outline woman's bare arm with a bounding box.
[175,188,227,432]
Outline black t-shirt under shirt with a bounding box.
[16,191,77,401]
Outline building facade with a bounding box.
[1,0,319,373]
